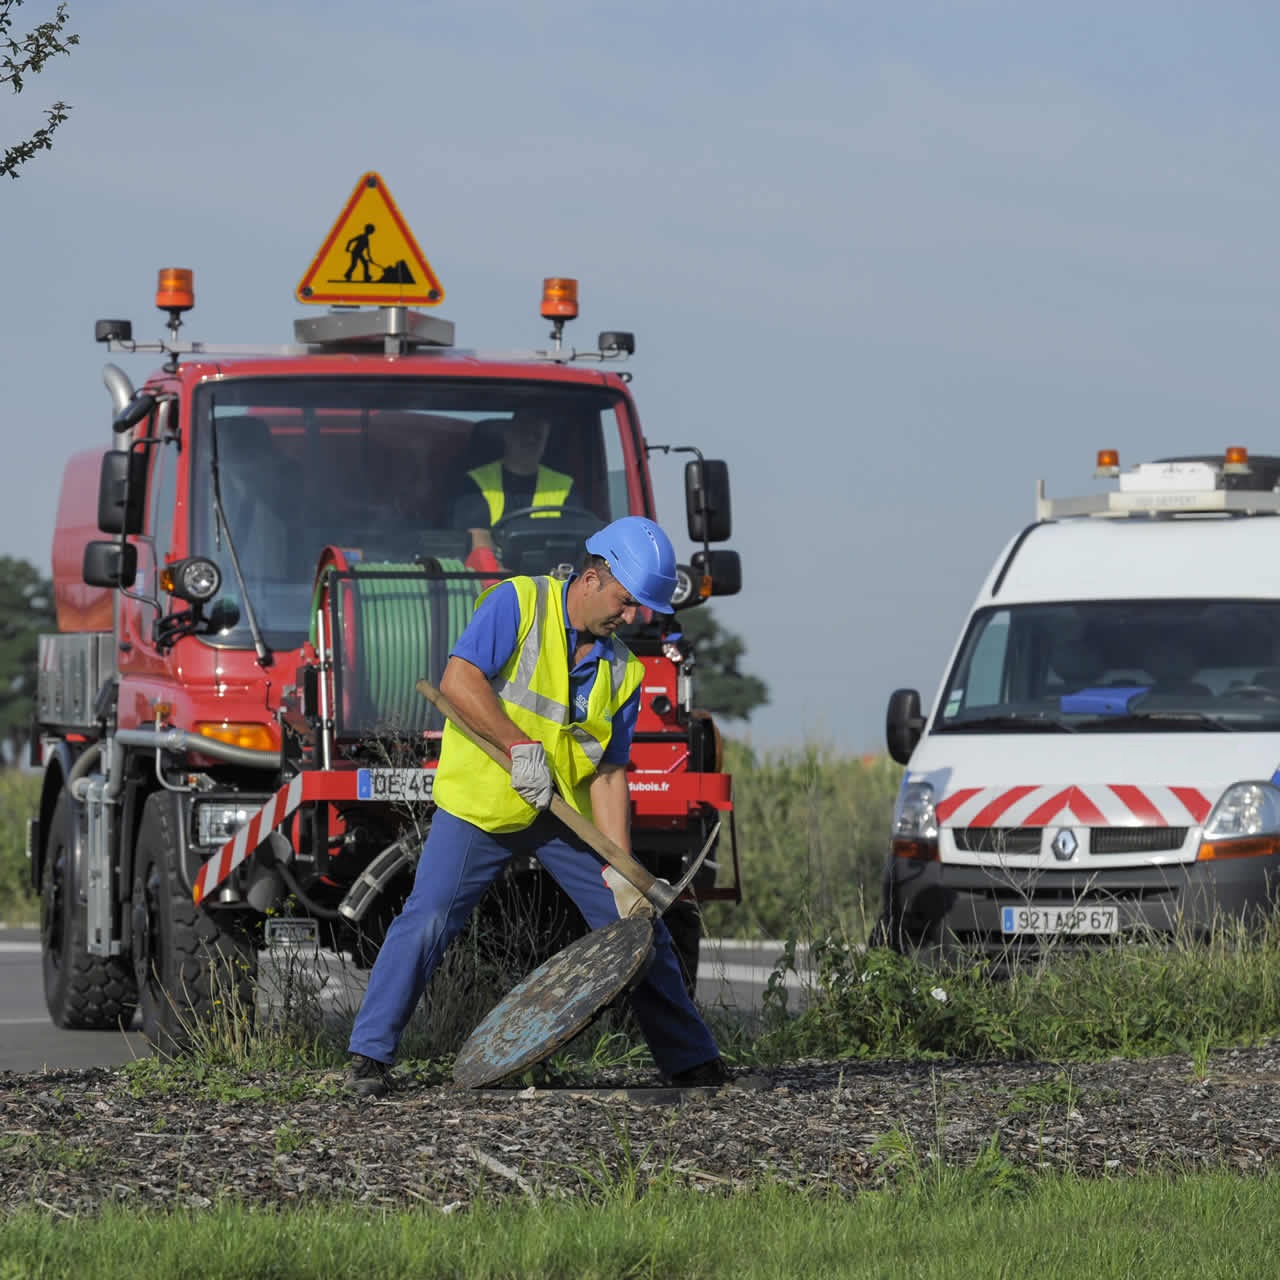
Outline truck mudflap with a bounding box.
[191,767,435,905]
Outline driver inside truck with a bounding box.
[452,408,574,570]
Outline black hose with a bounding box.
[276,858,342,920]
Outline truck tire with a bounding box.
[41,794,138,1030]
[130,792,256,1055]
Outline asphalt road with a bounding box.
[0,928,810,1073]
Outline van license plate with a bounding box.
[1001,906,1118,935]
[357,769,435,801]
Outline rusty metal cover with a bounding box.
[453,916,654,1089]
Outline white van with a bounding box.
[881,450,1280,959]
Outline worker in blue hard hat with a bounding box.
[346,515,728,1098]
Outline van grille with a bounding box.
[953,828,1040,854]
[953,827,1188,855]
[1092,827,1187,854]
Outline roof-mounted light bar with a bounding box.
[1038,446,1280,521]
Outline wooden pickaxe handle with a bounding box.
[416,679,678,913]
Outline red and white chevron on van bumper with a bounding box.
[935,784,1212,828]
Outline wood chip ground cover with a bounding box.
[5,1043,1280,1214]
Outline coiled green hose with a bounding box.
[333,560,477,735]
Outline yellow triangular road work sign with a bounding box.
[296,171,445,307]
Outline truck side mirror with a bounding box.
[112,391,155,434]
[97,449,148,536]
[685,459,732,543]
[83,540,137,590]
[886,688,926,765]
[690,549,741,598]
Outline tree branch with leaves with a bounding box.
[678,606,769,722]
[2,0,78,180]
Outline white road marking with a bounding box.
[0,943,40,954]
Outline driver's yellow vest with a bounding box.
[466,462,573,525]
[432,575,645,832]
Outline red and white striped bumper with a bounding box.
[935,783,1213,829]
[192,772,368,906]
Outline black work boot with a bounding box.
[669,1056,731,1087]
[345,1053,394,1099]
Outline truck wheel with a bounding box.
[663,899,702,998]
[130,792,256,1055]
[41,794,138,1030]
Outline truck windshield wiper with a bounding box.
[1076,710,1235,732]
[940,714,1076,733]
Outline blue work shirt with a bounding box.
[450,577,641,765]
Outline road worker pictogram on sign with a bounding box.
[295,171,445,307]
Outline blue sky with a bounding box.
[7,2,1280,751]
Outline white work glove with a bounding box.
[509,741,553,810]
[602,865,663,919]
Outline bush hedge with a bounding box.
[0,771,41,924]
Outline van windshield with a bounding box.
[937,600,1280,733]
[188,377,636,650]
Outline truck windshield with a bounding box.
[189,377,637,650]
[936,600,1280,733]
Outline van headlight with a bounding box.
[1203,783,1280,840]
[1198,782,1280,861]
[892,781,939,860]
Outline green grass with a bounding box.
[3,1172,1280,1278]
[0,769,40,924]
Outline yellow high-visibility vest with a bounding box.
[432,575,644,832]
[466,462,573,525]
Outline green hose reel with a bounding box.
[328,559,478,736]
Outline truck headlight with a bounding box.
[892,781,939,860]
[195,802,252,846]
[1198,782,1280,860]
[161,556,221,603]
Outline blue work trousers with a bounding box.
[348,808,719,1078]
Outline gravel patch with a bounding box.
[5,1044,1280,1215]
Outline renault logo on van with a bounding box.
[1052,829,1078,861]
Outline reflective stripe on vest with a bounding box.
[466,462,573,525]
[431,575,645,832]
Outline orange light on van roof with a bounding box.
[1226,445,1249,465]
[540,277,579,320]
[156,268,194,312]
[1095,448,1121,478]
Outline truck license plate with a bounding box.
[357,769,435,801]
[1001,905,1118,935]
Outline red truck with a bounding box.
[32,255,741,1050]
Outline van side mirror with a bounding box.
[97,449,148,535]
[83,540,137,589]
[886,688,926,765]
[685,459,732,543]
[690,549,741,598]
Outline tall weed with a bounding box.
[703,740,901,942]
[759,916,1280,1062]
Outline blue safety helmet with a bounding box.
[585,516,678,613]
